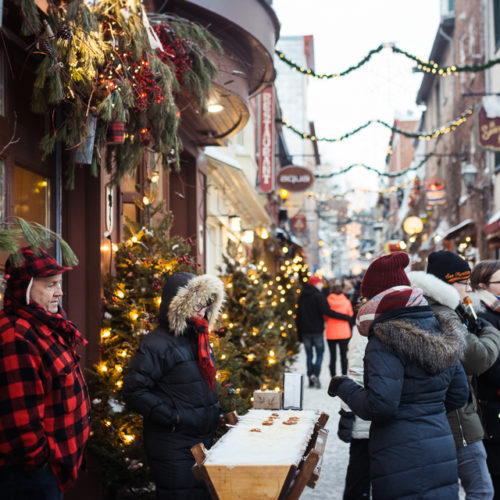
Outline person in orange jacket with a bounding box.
[325,282,354,376]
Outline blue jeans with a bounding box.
[458,440,494,500]
[0,464,63,500]
[303,334,324,377]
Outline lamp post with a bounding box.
[462,163,478,192]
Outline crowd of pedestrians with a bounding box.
[2,245,500,500]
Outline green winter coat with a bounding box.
[408,271,500,449]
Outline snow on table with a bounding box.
[206,409,319,467]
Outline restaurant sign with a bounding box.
[258,86,275,193]
[276,165,315,192]
[478,105,500,152]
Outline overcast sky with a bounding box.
[272,0,441,206]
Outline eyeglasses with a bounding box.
[488,281,500,284]
[194,299,213,312]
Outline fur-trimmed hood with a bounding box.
[373,315,466,373]
[158,272,225,335]
[407,271,461,310]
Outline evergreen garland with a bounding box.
[0,217,78,266]
[15,1,222,187]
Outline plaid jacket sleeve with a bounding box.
[0,315,49,466]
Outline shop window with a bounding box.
[14,166,49,225]
[0,50,4,116]
[0,161,4,221]
[495,151,500,174]
[495,0,500,51]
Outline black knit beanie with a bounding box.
[426,250,471,284]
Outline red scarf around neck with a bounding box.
[191,317,216,391]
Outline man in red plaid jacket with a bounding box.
[0,247,90,499]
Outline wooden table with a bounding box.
[192,409,329,500]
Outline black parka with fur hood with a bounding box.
[123,272,224,500]
[337,304,468,499]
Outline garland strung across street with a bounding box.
[315,155,427,179]
[275,43,500,79]
[279,107,474,143]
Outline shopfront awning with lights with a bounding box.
[443,219,475,240]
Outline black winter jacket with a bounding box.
[474,302,500,443]
[337,306,468,500]
[123,272,225,500]
[296,284,352,337]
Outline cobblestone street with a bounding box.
[290,345,466,500]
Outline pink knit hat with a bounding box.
[360,251,410,299]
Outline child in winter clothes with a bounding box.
[337,326,370,500]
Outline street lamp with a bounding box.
[462,163,478,192]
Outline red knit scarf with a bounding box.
[356,286,428,337]
[191,317,216,391]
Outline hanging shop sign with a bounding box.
[425,179,446,207]
[478,97,500,152]
[276,165,314,192]
[258,86,275,193]
[291,214,307,232]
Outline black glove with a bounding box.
[328,375,348,397]
[337,409,354,443]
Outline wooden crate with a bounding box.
[192,410,329,500]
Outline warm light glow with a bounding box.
[101,328,111,339]
[280,189,290,200]
[282,246,289,253]
[207,103,224,113]
[116,290,125,299]
[123,434,135,444]
[403,216,424,236]
[99,363,108,373]
[143,196,150,206]
[150,171,160,183]
[241,230,254,244]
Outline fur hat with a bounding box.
[159,272,225,335]
[361,251,410,299]
[427,250,471,284]
[308,276,322,286]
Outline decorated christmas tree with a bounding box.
[87,206,197,499]
[273,251,309,358]
[216,245,303,410]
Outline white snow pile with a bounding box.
[205,409,318,467]
[483,96,500,119]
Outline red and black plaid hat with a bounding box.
[4,247,72,303]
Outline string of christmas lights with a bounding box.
[279,107,474,143]
[276,43,500,79]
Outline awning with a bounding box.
[443,219,474,240]
[484,210,500,236]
